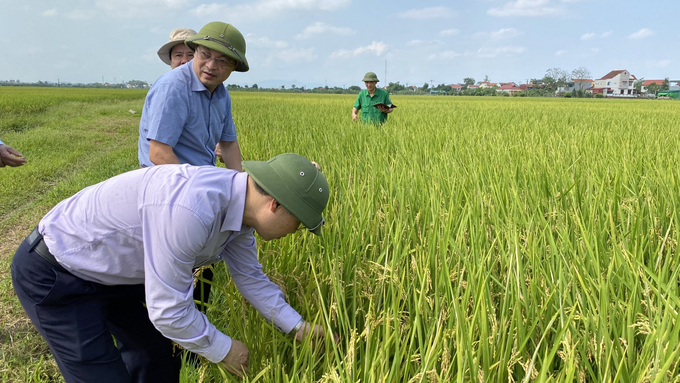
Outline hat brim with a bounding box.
[186,40,249,72]
[157,41,185,66]
[243,160,325,235]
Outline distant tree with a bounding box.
[634,78,645,94]
[571,67,591,91]
[661,78,670,91]
[291,84,296,89]
[127,79,149,88]
[252,84,258,89]
[483,75,490,83]
[348,85,361,92]
[420,83,429,91]
[281,85,285,89]
[463,77,475,88]
[543,68,569,93]
[646,82,661,95]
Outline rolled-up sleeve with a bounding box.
[223,231,302,333]
[144,84,190,148]
[141,204,232,363]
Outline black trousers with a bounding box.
[11,236,181,383]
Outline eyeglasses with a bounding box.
[195,47,238,70]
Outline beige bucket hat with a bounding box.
[157,28,197,66]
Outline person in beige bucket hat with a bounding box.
[157,28,197,69]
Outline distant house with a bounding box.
[450,84,463,92]
[640,79,665,93]
[478,82,498,88]
[498,84,522,95]
[467,84,479,89]
[557,79,594,94]
[592,70,636,97]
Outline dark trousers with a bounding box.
[10,236,181,383]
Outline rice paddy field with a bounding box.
[1,87,680,382]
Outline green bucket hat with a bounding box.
[243,154,329,235]
[362,72,379,82]
[185,22,249,72]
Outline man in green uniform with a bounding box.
[352,72,394,124]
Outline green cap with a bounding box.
[362,72,379,82]
[243,154,329,235]
[185,22,249,72]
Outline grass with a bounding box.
[1,88,680,382]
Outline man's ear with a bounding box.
[267,197,279,213]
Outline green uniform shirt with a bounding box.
[353,88,392,124]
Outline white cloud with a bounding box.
[590,48,600,54]
[330,41,387,58]
[629,28,654,39]
[475,28,522,39]
[94,0,188,18]
[440,29,460,36]
[555,50,567,56]
[247,35,290,49]
[471,46,526,58]
[582,31,612,40]
[42,9,57,17]
[645,59,671,67]
[66,9,97,20]
[191,0,351,23]
[266,47,317,65]
[407,39,443,46]
[295,22,354,40]
[428,51,461,60]
[398,6,455,19]
[488,0,562,17]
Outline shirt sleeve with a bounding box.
[220,92,237,142]
[223,231,302,333]
[141,204,232,364]
[143,83,191,148]
[353,93,362,110]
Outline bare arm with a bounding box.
[0,144,26,167]
[149,140,181,165]
[352,107,359,121]
[219,140,242,171]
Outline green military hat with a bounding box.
[185,21,250,72]
[362,72,379,82]
[243,154,329,235]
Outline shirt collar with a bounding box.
[221,171,248,232]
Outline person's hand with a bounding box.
[215,143,224,163]
[0,144,26,167]
[376,105,391,113]
[220,339,249,378]
[294,322,340,347]
[352,113,358,121]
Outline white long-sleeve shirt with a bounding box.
[39,164,302,363]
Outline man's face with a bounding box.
[257,203,303,241]
[192,45,238,93]
[365,81,377,92]
[170,44,194,69]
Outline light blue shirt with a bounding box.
[0,138,4,145]
[38,165,301,363]
[138,61,237,167]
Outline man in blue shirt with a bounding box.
[138,22,248,170]
[12,153,334,382]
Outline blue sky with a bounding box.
[2,0,678,88]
